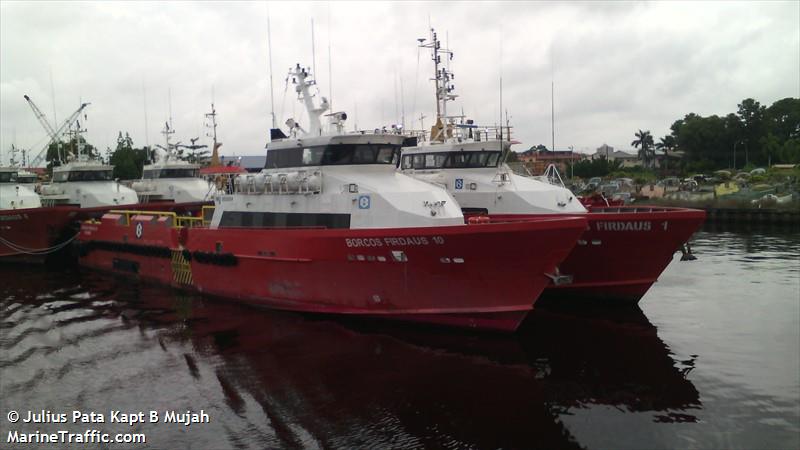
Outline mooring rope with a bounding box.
[0,232,80,256]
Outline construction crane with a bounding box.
[24,94,90,167]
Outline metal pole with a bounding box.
[733,141,737,170]
[569,145,574,179]
[744,141,749,167]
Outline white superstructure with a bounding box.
[40,160,139,208]
[211,64,463,229]
[400,28,586,215]
[131,122,217,204]
[39,119,139,208]
[0,167,42,210]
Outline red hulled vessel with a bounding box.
[76,64,588,331]
[400,28,706,304]
[78,211,586,331]
[488,207,706,303]
[0,206,78,263]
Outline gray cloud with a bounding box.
[1,1,797,164]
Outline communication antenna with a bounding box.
[551,80,555,152]
[394,71,399,126]
[142,78,150,147]
[354,101,358,131]
[551,50,555,151]
[311,18,317,88]
[168,88,173,131]
[418,27,455,123]
[400,76,405,129]
[499,34,503,152]
[267,11,276,129]
[327,4,333,113]
[205,103,220,165]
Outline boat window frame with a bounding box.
[402,151,502,170]
[265,143,401,169]
[157,168,200,179]
[64,170,115,182]
[0,172,18,183]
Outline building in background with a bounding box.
[518,147,586,175]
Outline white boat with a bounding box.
[39,120,139,209]
[399,28,585,216]
[131,117,219,205]
[397,28,707,304]
[0,167,42,210]
[215,64,464,229]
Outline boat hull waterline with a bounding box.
[77,214,588,331]
[0,201,211,262]
[486,206,707,303]
[0,206,78,263]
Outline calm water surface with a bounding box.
[1,225,798,449]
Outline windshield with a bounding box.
[402,151,502,170]
[17,174,37,183]
[55,170,115,182]
[144,168,199,179]
[0,172,18,183]
[266,144,400,169]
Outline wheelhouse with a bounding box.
[401,150,502,170]
[265,143,400,169]
[143,167,200,179]
[52,168,114,182]
[0,170,18,183]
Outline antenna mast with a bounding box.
[311,19,317,88]
[267,12,276,129]
[327,5,333,113]
[142,78,150,148]
[205,103,220,166]
[419,27,456,123]
[551,80,555,152]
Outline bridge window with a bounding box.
[401,151,502,169]
[66,170,114,181]
[0,172,18,183]
[266,144,400,169]
[160,168,199,178]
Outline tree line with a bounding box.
[643,97,799,173]
[566,97,799,178]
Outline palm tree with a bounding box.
[655,135,676,172]
[631,129,655,168]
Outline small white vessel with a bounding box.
[131,121,218,204]
[0,167,42,210]
[213,64,464,229]
[399,28,585,215]
[40,119,139,209]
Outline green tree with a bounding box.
[572,156,622,178]
[631,129,655,168]
[177,137,210,164]
[109,131,149,180]
[737,98,766,165]
[655,135,676,172]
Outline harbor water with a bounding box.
[1,225,798,449]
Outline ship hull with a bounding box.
[77,214,587,331]
[0,202,209,263]
[0,206,78,263]
[488,207,706,304]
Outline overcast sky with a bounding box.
[1,1,798,164]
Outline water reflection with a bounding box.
[1,265,709,449]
